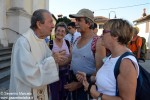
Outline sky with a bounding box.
[49,0,150,24]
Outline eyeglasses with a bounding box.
[102,29,111,35]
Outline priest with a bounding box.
[9,9,66,100]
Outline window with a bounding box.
[99,24,103,29]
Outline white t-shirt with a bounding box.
[64,31,81,43]
[96,55,139,96]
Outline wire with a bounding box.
[95,2,150,11]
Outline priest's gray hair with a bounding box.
[30,9,51,30]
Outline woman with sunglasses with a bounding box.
[76,19,139,100]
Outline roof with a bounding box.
[94,16,109,23]
[133,14,150,23]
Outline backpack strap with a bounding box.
[49,39,53,50]
[114,52,134,79]
[73,36,81,45]
[74,35,99,57]
[49,39,70,52]
[65,39,70,52]
[91,36,99,57]
[114,52,135,96]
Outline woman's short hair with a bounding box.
[55,22,68,32]
[103,19,133,45]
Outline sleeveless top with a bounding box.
[52,39,70,70]
[96,55,139,96]
[71,38,96,74]
[52,39,70,57]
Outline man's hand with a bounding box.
[76,71,90,91]
[53,50,67,65]
[76,71,86,82]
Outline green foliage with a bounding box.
[56,16,71,25]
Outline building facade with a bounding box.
[0,0,56,47]
[94,16,109,36]
[133,12,150,49]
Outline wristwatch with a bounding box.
[98,93,103,100]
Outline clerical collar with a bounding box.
[33,32,43,41]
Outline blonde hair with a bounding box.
[103,19,133,45]
[133,26,139,35]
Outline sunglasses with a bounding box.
[102,29,111,35]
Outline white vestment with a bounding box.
[9,29,59,100]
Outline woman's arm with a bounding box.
[76,71,121,100]
[77,58,137,100]
[116,58,137,100]
[95,38,106,71]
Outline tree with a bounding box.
[56,16,71,25]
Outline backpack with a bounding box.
[91,36,99,57]
[49,39,70,50]
[131,36,147,61]
[140,37,147,61]
[114,52,150,100]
